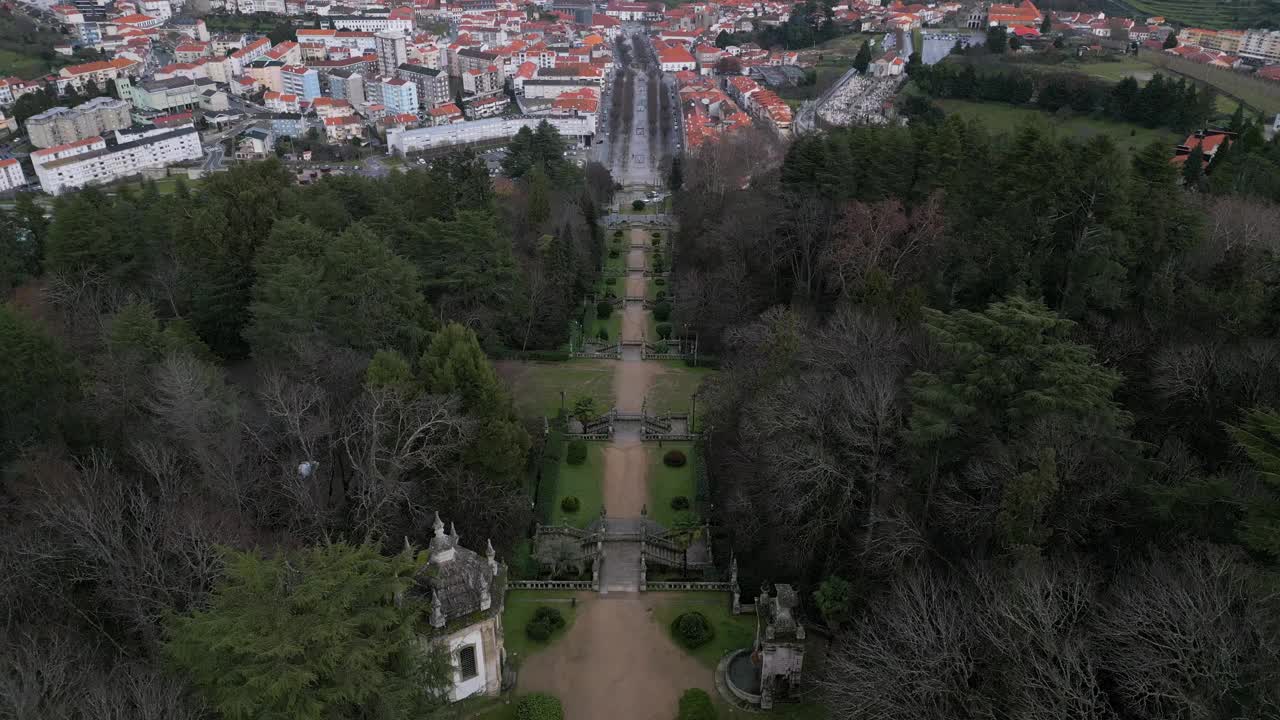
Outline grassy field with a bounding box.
[502,590,580,664]
[497,360,616,419]
[935,99,1180,153]
[551,442,604,527]
[650,362,714,418]
[652,593,755,669]
[648,442,697,527]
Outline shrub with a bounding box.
[655,278,666,286]
[560,495,581,513]
[656,323,672,340]
[655,341,669,354]
[632,199,646,211]
[677,689,718,720]
[605,277,617,286]
[533,606,566,630]
[653,302,672,322]
[652,231,660,239]
[566,439,587,465]
[671,611,714,649]
[597,328,609,341]
[597,300,614,319]
[516,693,564,720]
[608,249,620,258]
[613,230,623,238]
[655,289,666,302]
[671,495,690,510]
[664,449,687,467]
[525,618,552,642]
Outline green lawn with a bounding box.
[1118,0,1271,28]
[650,362,714,419]
[652,593,755,670]
[648,443,697,527]
[496,359,616,419]
[502,590,580,664]
[935,99,1179,153]
[551,442,604,527]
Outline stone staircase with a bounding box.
[599,541,642,592]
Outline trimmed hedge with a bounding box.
[656,323,672,340]
[526,605,567,643]
[653,302,672,322]
[535,424,566,523]
[597,300,613,319]
[671,495,690,510]
[561,495,580,513]
[672,611,714,649]
[516,693,564,720]
[566,439,587,465]
[664,449,687,468]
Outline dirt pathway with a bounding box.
[518,593,715,720]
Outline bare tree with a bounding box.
[1093,543,1280,720]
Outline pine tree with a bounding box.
[1163,31,1177,49]
[1040,12,1052,34]
[0,303,77,462]
[165,543,451,720]
[1182,145,1205,190]
[526,163,551,226]
[1226,408,1280,558]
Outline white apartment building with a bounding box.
[0,158,28,192]
[32,125,202,195]
[1240,29,1280,64]
[387,115,592,155]
[375,29,408,76]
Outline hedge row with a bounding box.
[535,421,566,524]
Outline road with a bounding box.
[598,32,678,193]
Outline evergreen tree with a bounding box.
[1182,145,1205,190]
[1226,408,1280,558]
[1163,31,1178,49]
[527,163,552,227]
[0,303,77,462]
[1040,12,1052,34]
[853,39,873,73]
[669,155,684,191]
[987,25,1008,54]
[165,543,450,720]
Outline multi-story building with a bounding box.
[397,63,450,107]
[229,37,271,77]
[327,69,366,104]
[380,77,418,115]
[118,77,210,114]
[375,29,408,76]
[32,125,203,195]
[463,94,507,119]
[246,59,286,92]
[329,8,415,34]
[1178,27,1246,53]
[281,64,322,101]
[0,158,27,192]
[1239,29,1280,64]
[322,114,364,141]
[462,64,502,97]
[26,97,133,149]
[57,57,139,94]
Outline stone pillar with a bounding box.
[591,551,601,592]
[639,556,647,592]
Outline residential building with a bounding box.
[375,29,408,75]
[387,115,593,155]
[119,77,209,114]
[381,77,419,115]
[323,114,365,141]
[397,63,450,107]
[32,125,202,195]
[1239,29,1280,64]
[327,69,366,104]
[428,102,463,126]
[464,94,507,119]
[263,112,306,137]
[57,57,139,94]
[0,158,27,192]
[26,97,133,149]
[247,60,287,92]
[462,64,502,97]
[282,65,322,101]
[235,126,274,159]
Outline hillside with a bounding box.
[1116,0,1280,29]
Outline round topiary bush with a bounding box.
[652,231,660,239]
[653,302,672,322]
[664,449,687,468]
[613,230,623,238]
[671,495,690,510]
[525,618,552,642]
[605,277,617,286]
[656,323,672,340]
[677,689,717,720]
[561,495,580,513]
[654,341,669,354]
[632,199,646,211]
[566,439,587,465]
[516,692,564,720]
[597,328,609,341]
[597,300,613,319]
[672,611,714,649]
[534,606,565,630]
[655,278,666,286]
[608,249,620,258]
[655,289,666,302]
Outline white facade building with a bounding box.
[32,125,202,195]
[387,115,592,154]
[0,158,27,191]
[375,29,408,76]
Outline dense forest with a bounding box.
[0,124,611,716]
[675,113,1280,717]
